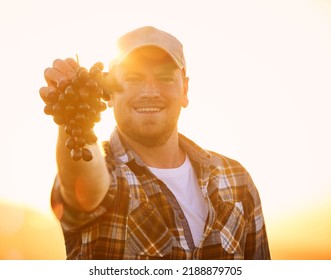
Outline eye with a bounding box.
[158,75,175,83]
[123,74,142,84]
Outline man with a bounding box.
[43,26,271,259]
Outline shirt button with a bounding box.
[178,213,185,219]
[147,203,154,210]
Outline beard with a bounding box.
[114,110,179,148]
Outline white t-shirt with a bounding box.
[148,155,209,247]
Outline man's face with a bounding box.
[109,47,189,148]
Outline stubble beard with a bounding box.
[116,113,179,148]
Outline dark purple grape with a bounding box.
[65,137,76,149]
[84,130,98,144]
[44,104,53,115]
[57,80,70,92]
[71,76,80,90]
[65,105,75,117]
[79,103,90,113]
[58,92,68,105]
[79,88,89,100]
[46,88,59,103]
[53,103,63,115]
[72,127,82,137]
[70,148,82,161]
[92,87,103,98]
[53,115,65,125]
[98,102,107,112]
[82,148,93,161]
[102,90,111,101]
[75,112,86,124]
[87,108,97,118]
[75,137,86,148]
[90,62,104,71]
[86,79,98,90]
[64,86,76,100]
[90,68,102,79]
[78,68,89,82]
[64,122,75,135]
[81,120,94,129]
[39,87,48,103]
[88,97,100,107]
[93,112,102,123]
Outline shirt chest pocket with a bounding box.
[126,201,174,259]
[213,201,245,258]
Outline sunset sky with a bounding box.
[0,0,330,259]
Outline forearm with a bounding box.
[56,126,110,212]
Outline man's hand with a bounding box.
[40,58,79,103]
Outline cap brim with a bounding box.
[114,44,185,70]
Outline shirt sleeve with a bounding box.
[50,175,115,232]
[243,172,271,259]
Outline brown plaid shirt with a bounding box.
[51,128,271,260]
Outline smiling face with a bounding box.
[109,47,189,148]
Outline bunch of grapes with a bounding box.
[40,62,111,161]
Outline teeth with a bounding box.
[136,107,161,113]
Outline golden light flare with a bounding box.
[0,202,26,236]
[0,200,65,260]
[269,198,331,260]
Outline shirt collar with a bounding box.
[107,127,212,167]
[108,127,145,166]
[178,133,211,166]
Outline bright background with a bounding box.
[0,0,330,259]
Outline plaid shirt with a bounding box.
[51,128,271,260]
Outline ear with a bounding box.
[181,76,189,108]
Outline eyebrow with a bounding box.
[121,67,177,77]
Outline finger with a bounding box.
[52,59,76,79]
[39,85,57,103]
[44,67,67,86]
[65,57,80,72]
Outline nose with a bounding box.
[140,78,160,98]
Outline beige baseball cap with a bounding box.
[113,26,186,73]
